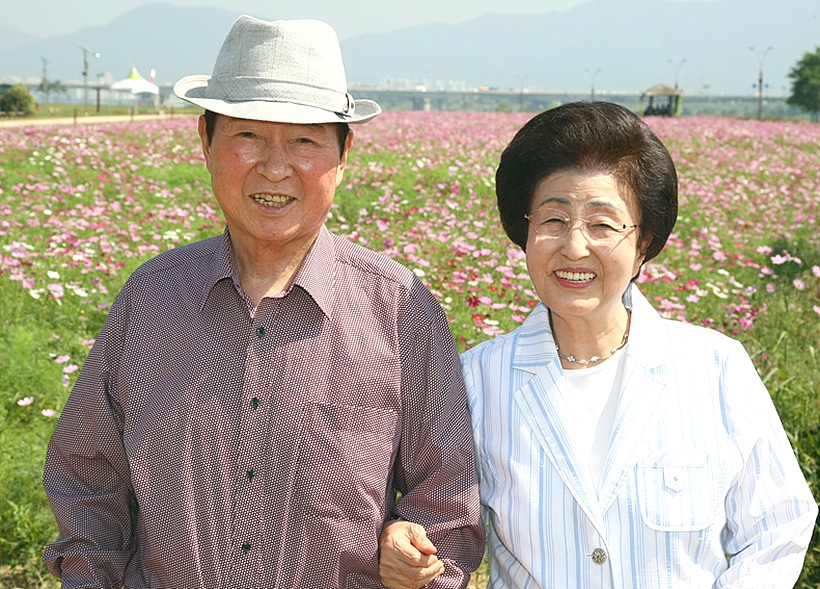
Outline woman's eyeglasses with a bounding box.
[524,208,639,244]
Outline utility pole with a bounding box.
[669,58,686,90]
[79,44,100,112]
[751,46,772,120]
[587,68,601,101]
[40,55,50,104]
[519,75,528,112]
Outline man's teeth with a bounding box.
[555,270,595,282]
[251,194,291,207]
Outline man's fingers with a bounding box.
[380,561,443,589]
[379,520,444,589]
[381,521,438,564]
[406,523,438,556]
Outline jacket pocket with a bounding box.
[637,456,717,532]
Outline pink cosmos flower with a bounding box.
[17,396,34,406]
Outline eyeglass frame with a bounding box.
[523,207,640,244]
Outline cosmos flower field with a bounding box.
[0,111,818,585]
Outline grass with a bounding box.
[26,102,203,120]
[0,111,818,588]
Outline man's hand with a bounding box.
[379,519,444,589]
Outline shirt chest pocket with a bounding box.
[637,457,717,532]
[294,402,399,519]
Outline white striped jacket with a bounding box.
[462,285,817,588]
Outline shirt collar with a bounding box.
[288,225,336,319]
[200,226,336,319]
[199,229,241,310]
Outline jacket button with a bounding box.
[591,548,608,565]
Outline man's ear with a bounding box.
[197,114,212,173]
[336,130,354,187]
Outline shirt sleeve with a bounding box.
[42,290,138,589]
[391,278,486,588]
[717,340,818,588]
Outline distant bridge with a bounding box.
[15,81,799,119]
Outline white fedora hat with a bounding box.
[174,15,381,124]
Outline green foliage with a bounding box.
[0,84,36,116]
[0,282,83,588]
[787,46,820,122]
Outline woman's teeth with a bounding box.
[555,270,595,282]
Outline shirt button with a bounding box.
[250,397,260,409]
[256,326,265,338]
[591,547,608,565]
[246,469,255,480]
[241,542,252,553]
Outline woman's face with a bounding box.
[525,170,650,326]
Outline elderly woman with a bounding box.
[379,101,817,589]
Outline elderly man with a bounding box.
[43,16,483,588]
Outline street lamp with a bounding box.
[519,75,528,112]
[40,55,50,104]
[587,68,601,101]
[750,45,773,120]
[669,58,686,90]
[79,44,100,111]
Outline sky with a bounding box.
[3,0,593,40]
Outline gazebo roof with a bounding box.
[641,83,683,98]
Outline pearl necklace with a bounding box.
[556,330,629,366]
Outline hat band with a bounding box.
[205,76,355,116]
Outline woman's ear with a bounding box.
[634,232,653,274]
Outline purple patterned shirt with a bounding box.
[44,226,484,588]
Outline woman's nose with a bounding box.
[560,222,591,256]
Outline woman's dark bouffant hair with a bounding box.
[495,101,678,266]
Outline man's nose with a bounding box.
[256,146,292,180]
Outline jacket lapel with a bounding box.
[510,304,606,531]
[597,285,671,512]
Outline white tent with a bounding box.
[111,68,159,112]
[112,67,158,95]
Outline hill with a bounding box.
[0,0,818,95]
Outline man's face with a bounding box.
[198,114,351,255]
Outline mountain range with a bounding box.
[1,0,818,96]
